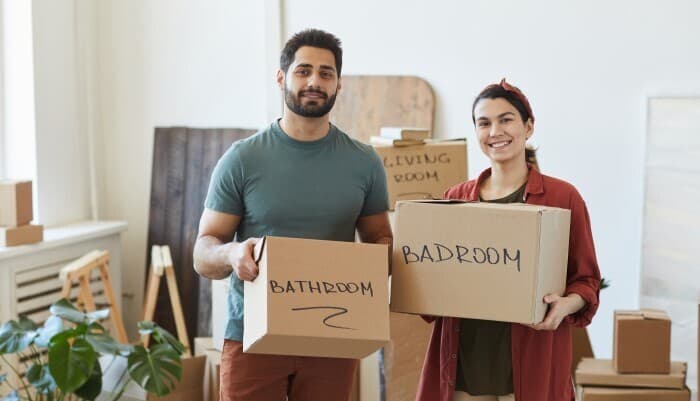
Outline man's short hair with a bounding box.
[280,29,343,76]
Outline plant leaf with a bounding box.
[136,321,156,335]
[35,315,64,348]
[86,309,110,324]
[49,337,97,393]
[152,326,186,355]
[17,316,39,331]
[128,344,182,396]
[1,390,20,401]
[0,319,38,354]
[75,359,102,401]
[87,322,106,334]
[50,299,87,324]
[85,332,134,356]
[27,363,57,394]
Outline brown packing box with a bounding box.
[243,236,390,358]
[0,180,33,226]
[383,312,433,401]
[575,358,687,389]
[576,385,690,401]
[100,354,206,401]
[390,201,570,324]
[194,338,221,401]
[613,309,671,373]
[373,140,467,210]
[0,224,43,247]
[572,327,595,379]
[150,355,206,401]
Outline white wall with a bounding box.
[95,0,270,336]
[2,0,37,188]
[32,0,92,226]
[284,0,700,360]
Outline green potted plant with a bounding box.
[0,299,185,401]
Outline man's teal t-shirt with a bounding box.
[204,120,389,342]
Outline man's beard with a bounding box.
[284,87,337,118]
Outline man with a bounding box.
[193,29,392,401]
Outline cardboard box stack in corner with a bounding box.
[0,180,43,246]
[575,309,691,400]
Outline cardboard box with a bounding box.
[0,180,33,226]
[575,358,687,389]
[373,140,467,210]
[382,312,432,401]
[613,309,671,373]
[99,354,206,401]
[211,279,229,351]
[390,201,570,324]
[0,224,43,247]
[243,236,390,358]
[576,385,690,401]
[194,338,221,401]
[572,327,595,379]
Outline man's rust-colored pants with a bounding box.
[220,340,358,401]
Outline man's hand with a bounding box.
[229,237,260,281]
[529,293,585,331]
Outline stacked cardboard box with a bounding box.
[576,358,690,400]
[0,180,43,246]
[372,140,467,210]
[575,309,690,400]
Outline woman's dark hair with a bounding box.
[280,29,343,76]
[471,84,533,124]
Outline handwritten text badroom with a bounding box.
[401,243,521,272]
[269,280,374,297]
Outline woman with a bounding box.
[415,79,601,401]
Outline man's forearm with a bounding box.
[193,236,236,280]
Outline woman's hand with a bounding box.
[529,293,585,331]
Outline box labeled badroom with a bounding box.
[613,309,671,374]
[243,236,390,359]
[390,200,571,324]
[373,140,467,210]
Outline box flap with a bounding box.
[253,236,267,264]
[397,199,470,206]
[616,309,669,320]
[575,358,686,389]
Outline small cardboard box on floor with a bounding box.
[575,358,690,401]
[575,358,687,389]
[243,236,390,359]
[613,309,671,374]
[390,201,570,324]
[373,140,467,210]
